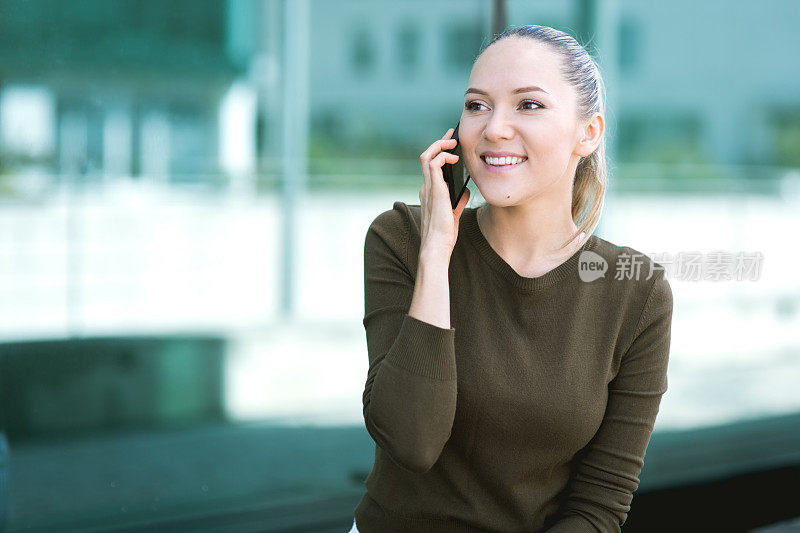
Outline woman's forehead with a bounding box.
[470,40,563,95]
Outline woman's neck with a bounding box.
[477,204,585,276]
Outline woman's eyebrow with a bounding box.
[465,86,550,96]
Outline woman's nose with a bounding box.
[483,111,515,142]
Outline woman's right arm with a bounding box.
[361,130,471,474]
[361,206,458,474]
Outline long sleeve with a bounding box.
[546,270,674,532]
[361,206,458,474]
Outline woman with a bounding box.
[350,25,673,533]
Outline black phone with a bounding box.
[441,121,471,210]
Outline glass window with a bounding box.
[618,111,705,164]
[619,17,639,73]
[350,28,375,76]
[396,21,421,74]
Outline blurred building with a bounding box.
[307,0,800,168]
[0,0,261,189]
[0,0,798,194]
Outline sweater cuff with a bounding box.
[384,313,457,380]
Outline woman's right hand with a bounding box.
[418,128,471,258]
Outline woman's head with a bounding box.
[459,25,607,249]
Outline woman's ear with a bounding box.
[574,113,604,158]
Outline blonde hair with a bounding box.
[473,25,608,251]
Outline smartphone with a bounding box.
[441,121,471,210]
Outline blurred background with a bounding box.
[0,0,799,531]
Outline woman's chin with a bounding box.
[473,185,523,205]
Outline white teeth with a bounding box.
[484,156,525,166]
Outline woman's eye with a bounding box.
[464,100,543,112]
[521,100,543,110]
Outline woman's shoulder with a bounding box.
[585,235,673,365]
[367,199,425,255]
[367,201,418,228]
[364,201,421,273]
[589,235,669,282]
[586,234,672,316]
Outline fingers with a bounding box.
[419,130,459,205]
[429,151,459,169]
[419,139,457,168]
[428,152,459,199]
[417,129,466,251]
[419,133,457,164]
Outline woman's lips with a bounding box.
[481,156,527,173]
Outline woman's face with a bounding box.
[459,37,589,207]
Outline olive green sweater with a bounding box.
[353,201,673,533]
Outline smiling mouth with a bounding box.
[481,155,528,167]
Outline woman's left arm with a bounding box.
[546,269,674,533]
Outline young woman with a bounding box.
[350,25,673,533]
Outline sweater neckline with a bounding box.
[463,206,598,292]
